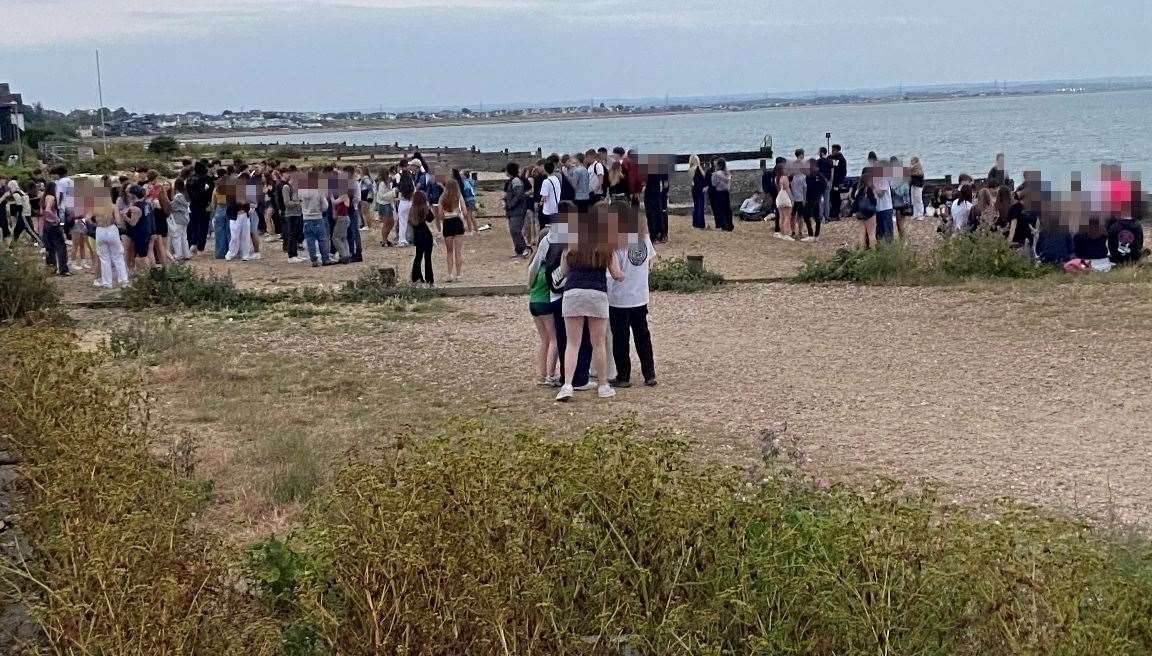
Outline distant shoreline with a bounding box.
[159,87,1147,146]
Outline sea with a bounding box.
[194,90,1152,183]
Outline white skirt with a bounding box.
[562,289,609,319]
[776,190,793,209]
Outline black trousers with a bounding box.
[10,209,39,246]
[42,224,69,274]
[189,206,209,250]
[283,214,302,258]
[805,195,823,237]
[644,192,668,241]
[552,299,592,387]
[609,305,655,382]
[411,226,434,283]
[829,187,843,219]
[0,206,8,240]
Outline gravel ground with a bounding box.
[264,281,1152,524]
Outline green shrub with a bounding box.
[0,328,280,654]
[271,146,303,160]
[0,247,61,322]
[266,419,1152,655]
[649,256,725,292]
[336,266,434,303]
[120,264,258,310]
[73,155,120,175]
[795,241,921,284]
[932,228,1044,279]
[147,135,179,155]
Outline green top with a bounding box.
[528,267,550,303]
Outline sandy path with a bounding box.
[305,282,1152,523]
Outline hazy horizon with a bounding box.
[5,0,1151,114]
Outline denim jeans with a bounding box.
[875,209,895,241]
[332,216,351,261]
[821,187,832,221]
[303,218,332,264]
[212,207,230,259]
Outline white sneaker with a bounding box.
[782,235,796,242]
[555,385,574,402]
[574,382,597,392]
[801,236,817,242]
[597,384,616,399]
[772,232,783,239]
[249,252,263,260]
[287,256,306,263]
[224,255,235,261]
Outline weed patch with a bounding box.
[0,247,61,322]
[650,256,725,292]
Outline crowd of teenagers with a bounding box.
[0,155,491,286]
[715,147,1147,270]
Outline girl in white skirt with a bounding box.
[553,207,625,402]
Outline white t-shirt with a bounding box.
[588,160,606,194]
[540,173,562,215]
[608,235,654,308]
[55,176,75,213]
[871,174,893,212]
[951,200,973,231]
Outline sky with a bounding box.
[3,0,1151,114]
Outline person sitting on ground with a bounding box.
[1107,216,1145,266]
[950,184,975,234]
[1069,217,1112,272]
[738,192,766,221]
[1034,210,1074,267]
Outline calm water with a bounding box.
[198,90,1152,181]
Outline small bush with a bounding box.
[271,146,303,160]
[336,266,435,303]
[121,265,257,310]
[932,229,1044,279]
[649,257,725,292]
[0,247,61,322]
[796,241,921,284]
[147,135,179,154]
[107,316,190,362]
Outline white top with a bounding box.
[951,200,973,231]
[871,174,893,212]
[540,173,562,215]
[740,197,763,214]
[608,235,654,308]
[588,160,606,194]
[55,176,75,212]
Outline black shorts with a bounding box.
[443,216,465,238]
[529,301,552,317]
[152,211,169,237]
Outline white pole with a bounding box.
[96,49,108,154]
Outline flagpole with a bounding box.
[96,49,108,154]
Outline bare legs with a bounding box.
[533,315,558,381]
[861,216,877,249]
[443,235,464,281]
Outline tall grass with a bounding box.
[251,420,1152,656]
[0,247,61,322]
[0,328,280,654]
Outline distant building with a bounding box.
[0,83,24,145]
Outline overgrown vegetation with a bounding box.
[244,419,1152,655]
[5,314,1152,654]
[649,256,725,292]
[797,231,1046,284]
[120,264,434,311]
[0,328,280,654]
[108,316,191,362]
[0,247,61,322]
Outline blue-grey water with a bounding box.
[196,90,1152,182]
